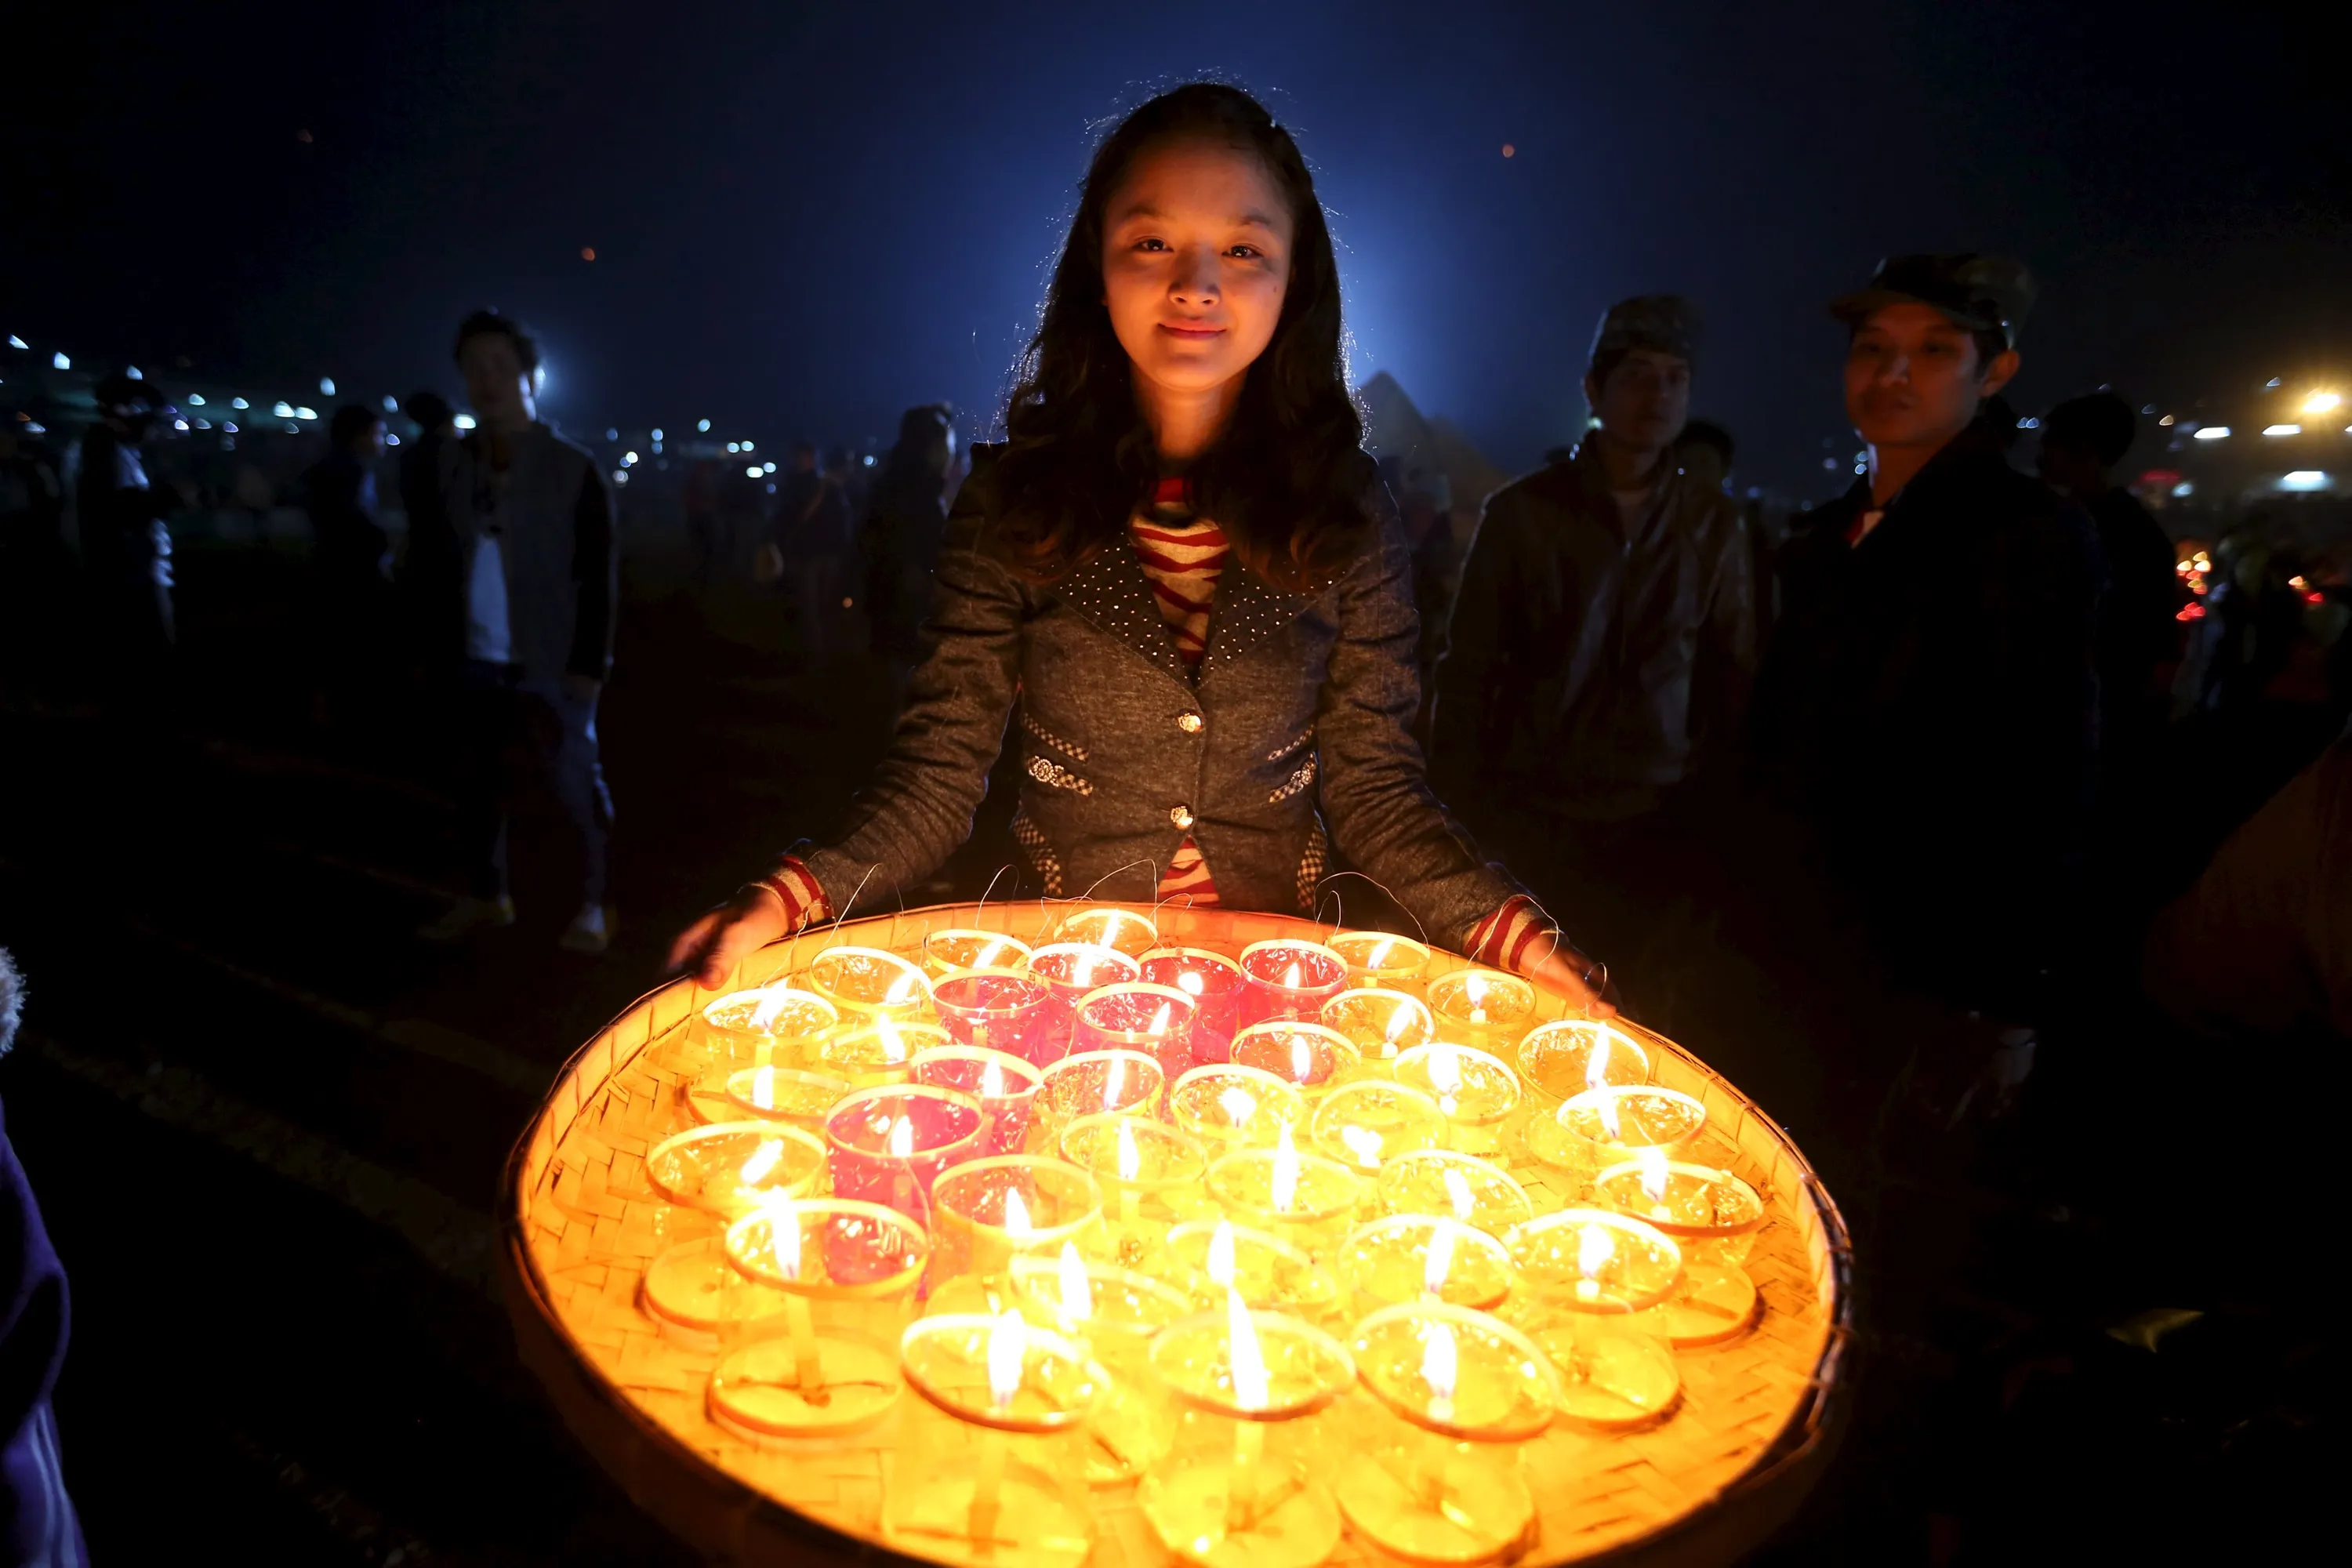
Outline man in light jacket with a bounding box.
[416,311,619,953]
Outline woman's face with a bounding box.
[1100,139,1294,404]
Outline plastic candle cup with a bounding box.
[818,1017,951,1089]
[912,1044,1045,1156]
[1160,1218,1341,1321]
[1338,1304,1558,1566]
[923,927,1036,982]
[711,1196,929,1439]
[1203,1127,1363,1261]
[1393,1043,1523,1156]
[645,1121,826,1221]
[891,1312,1107,1568]
[1025,943,1142,1030]
[806,946,934,1023]
[696,1064,851,1131]
[1237,939,1349,1028]
[1502,1210,1684,1430]
[1317,988,1437,1075]
[1593,1154,1766,1347]
[1058,1113,1210,1267]
[1515,1019,1652,1105]
[1334,1214,1519,1314]
[680,987,842,1079]
[932,970,1068,1070]
[1035,1049,1165,1145]
[1376,1151,1535,1242]
[1140,948,1247,1066]
[1136,1295,1356,1568]
[1532,1085,1708,1188]
[1009,1244,1196,1485]
[1327,930,1434,996]
[1425,969,1537,1054]
[1051,906,1160,959]
[929,1155,1105,1287]
[1072,982,1199,1085]
[822,1083,987,1225]
[1227,1021,1361,1100]
[1169,1064,1309,1156]
[640,1232,789,1348]
[1308,1080,1450,1175]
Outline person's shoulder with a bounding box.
[537,425,601,472]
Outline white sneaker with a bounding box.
[417,895,516,942]
[559,903,614,955]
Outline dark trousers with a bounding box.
[457,660,613,907]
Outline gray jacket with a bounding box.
[438,423,618,683]
[800,446,1522,944]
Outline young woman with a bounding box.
[668,82,1605,1009]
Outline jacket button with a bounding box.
[1170,805,1196,830]
[1177,712,1205,735]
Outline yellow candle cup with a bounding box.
[1160,1220,1341,1322]
[644,1121,826,1220]
[1051,906,1160,959]
[1515,1019,1652,1104]
[805,945,934,1022]
[1057,1112,1210,1267]
[1425,969,1537,1051]
[1392,1043,1522,1156]
[1169,1065,1308,1156]
[1308,1080,1450,1174]
[820,1018,953,1088]
[1334,1214,1518,1313]
[1375,1150,1535,1242]
[1326,930,1433,994]
[1317,987,1436,1072]
[1203,1139,1362,1261]
[922,927,1036,980]
[1532,1085,1708,1183]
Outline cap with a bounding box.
[1589,294,1701,373]
[1830,254,2035,350]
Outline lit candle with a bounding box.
[1139,948,1247,1065]
[1374,1150,1535,1241]
[1317,987,1436,1072]
[1167,1064,1308,1156]
[1006,1243,1196,1484]
[1051,906,1160,959]
[1326,930,1433,995]
[681,986,842,1079]
[1023,942,1142,1029]
[804,946,934,1023]
[644,1121,826,1220]
[1501,1210,1683,1430]
[931,970,1068,1069]
[1035,1048,1166,1145]
[1425,969,1536,1052]
[1392,1042,1523,1156]
[929,1154,1104,1287]
[704,1063,853,1131]
[1056,1112,1207,1267]
[1592,1152,1766,1347]
[1332,1214,1517,1313]
[1514,1018,1652,1105]
[921,927,1036,981]
[1160,1218,1340,1319]
[1308,1080,1449,1174]
[1336,1303,1558,1563]
[1536,1084,1708,1185]
[1071,982,1199,1085]
[820,1017,952,1088]
[911,1044,1045,1156]
[821,1083,986,1225]
[1225,1020,1360,1102]
[1236,938,1349,1028]
[1203,1124,1363,1261]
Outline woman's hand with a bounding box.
[1523,942,1617,1019]
[665,885,789,989]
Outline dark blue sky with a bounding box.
[5,0,2346,494]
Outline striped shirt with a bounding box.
[1135,477,1229,906]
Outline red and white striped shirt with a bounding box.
[1134,476,1228,907]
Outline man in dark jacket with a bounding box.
[414,312,619,955]
[1432,296,1756,993]
[1753,256,2103,1024]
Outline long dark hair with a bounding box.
[985,82,1372,590]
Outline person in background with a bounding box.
[303,405,392,735]
[1375,454,1457,740]
[416,310,619,955]
[0,428,68,711]
[1675,418,1735,493]
[767,441,851,659]
[859,403,957,709]
[1432,296,1755,1003]
[1754,254,2102,1036]
[0,949,88,1566]
[74,372,177,719]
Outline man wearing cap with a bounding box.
[1752,255,2103,1029]
[1432,296,1757,1000]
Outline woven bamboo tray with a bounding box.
[500,902,1853,1567]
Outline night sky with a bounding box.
[5,0,2346,495]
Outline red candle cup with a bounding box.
[930,969,1067,1070]
[1138,947,1247,1067]
[822,1083,986,1226]
[911,1044,1045,1157]
[1070,982,1199,1085]
[1237,938,1349,1027]
[1025,943,1142,1044]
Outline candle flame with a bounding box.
[1577,1222,1614,1279]
[1270,1123,1300,1212]
[887,1116,915,1158]
[752,987,794,1029]
[1340,1124,1383,1169]
[1586,1031,1613,1091]
[1425,1044,1463,1109]
[1226,1287,1270,1411]
[1205,1219,1238,1289]
[986,1309,1025,1410]
[1218,1085,1260,1127]
[877,1016,906,1064]
[1368,937,1396,969]
[1424,1217,1457,1297]
[1004,1186,1033,1237]
[1116,1117,1142,1182]
[1465,972,1489,1008]
[751,1063,775,1111]
[1442,1167,1476,1221]
[1058,1241,1092,1321]
[1290,1032,1313,1083]
[738,1137,786,1187]
[884,965,921,1007]
[975,937,1007,969]
[1103,1054,1127,1111]
[1633,1145,1671,1203]
[1147,1001,1173,1037]
[1384,1001,1414,1051]
[1074,949,1102,985]
[1178,970,1205,997]
[769,1195,804,1281]
[1421,1318,1458,1423]
[981,1058,1006,1099]
[1282,960,1301,991]
[1595,1088,1624,1142]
